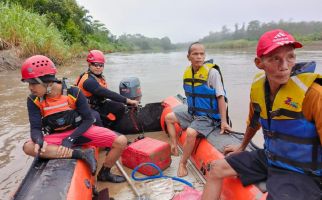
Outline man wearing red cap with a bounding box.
[75,50,139,128]
[201,29,322,200]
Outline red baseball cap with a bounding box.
[256,29,302,57]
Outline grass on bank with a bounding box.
[0,3,74,64]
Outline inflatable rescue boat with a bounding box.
[161,95,268,200]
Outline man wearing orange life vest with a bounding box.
[21,55,127,183]
[75,50,139,128]
[202,29,322,200]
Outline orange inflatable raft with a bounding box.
[161,96,268,200]
[13,146,97,200]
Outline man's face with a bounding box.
[89,62,104,75]
[187,44,205,69]
[256,45,296,87]
[28,83,47,97]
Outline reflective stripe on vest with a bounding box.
[32,89,78,117]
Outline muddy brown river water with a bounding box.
[0,48,321,199]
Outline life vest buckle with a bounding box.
[263,129,275,138]
[269,109,280,118]
[267,131,275,138]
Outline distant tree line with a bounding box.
[1,0,322,56]
[117,34,174,51]
[200,20,322,43]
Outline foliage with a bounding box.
[118,34,175,51]
[0,3,71,63]
[200,20,322,45]
[3,0,122,52]
[2,0,322,60]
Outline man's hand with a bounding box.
[126,98,139,107]
[34,141,47,155]
[220,121,232,134]
[223,144,243,156]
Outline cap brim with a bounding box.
[263,41,303,56]
[21,78,39,84]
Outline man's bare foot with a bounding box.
[177,162,188,177]
[171,145,179,156]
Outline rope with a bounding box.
[131,162,193,187]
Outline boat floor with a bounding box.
[96,131,204,200]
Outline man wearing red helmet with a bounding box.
[21,55,128,183]
[76,50,139,128]
[201,30,322,200]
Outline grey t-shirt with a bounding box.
[207,68,225,97]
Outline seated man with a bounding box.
[75,50,139,128]
[201,29,322,200]
[165,42,232,177]
[21,55,127,183]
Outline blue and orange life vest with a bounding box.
[250,61,321,176]
[183,62,225,119]
[30,83,82,134]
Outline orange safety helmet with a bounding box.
[86,50,105,64]
[21,55,57,83]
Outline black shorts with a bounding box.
[226,149,322,200]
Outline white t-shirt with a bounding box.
[207,68,225,97]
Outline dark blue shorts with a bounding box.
[226,149,322,200]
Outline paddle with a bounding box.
[115,161,148,200]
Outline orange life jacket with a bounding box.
[75,72,108,97]
[30,86,82,133]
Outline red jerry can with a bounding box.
[121,137,171,175]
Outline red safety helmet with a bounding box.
[21,55,57,82]
[87,50,105,63]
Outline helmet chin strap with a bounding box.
[46,84,52,94]
[34,77,53,94]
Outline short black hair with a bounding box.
[188,42,202,54]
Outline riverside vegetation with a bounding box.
[1,1,322,70]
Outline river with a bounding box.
[0,48,321,199]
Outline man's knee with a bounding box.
[186,127,198,138]
[23,141,35,156]
[207,159,234,179]
[113,135,127,149]
[165,112,176,124]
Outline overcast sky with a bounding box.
[76,0,322,43]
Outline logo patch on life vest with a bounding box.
[56,118,66,126]
[284,97,298,108]
[199,74,204,79]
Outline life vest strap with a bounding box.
[75,72,86,86]
[263,129,320,145]
[188,107,219,114]
[269,108,304,119]
[250,103,261,128]
[315,78,322,85]
[266,151,322,173]
[185,91,216,99]
[184,78,207,84]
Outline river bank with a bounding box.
[1,40,322,72]
[0,48,23,72]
